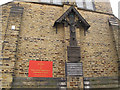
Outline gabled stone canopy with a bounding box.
[53,6,90,31]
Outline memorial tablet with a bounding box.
[28,61,53,77]
[66,63,83,76]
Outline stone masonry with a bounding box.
[0,0,119,89]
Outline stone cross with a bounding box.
[68,11,77,46]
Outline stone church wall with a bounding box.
[1,1,119,88]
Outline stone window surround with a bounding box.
[15,0,96,11]
[76,0,95,11]
[40,0,95,11]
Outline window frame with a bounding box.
[76,0,84,9]
[85,0,95,10]
[76,0,96,11]
[40,0,63,5]
[40,0,51,3]
[52,0,63,5]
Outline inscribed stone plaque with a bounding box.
[67,46,81,62]
[28,61,53,77]
[66,63,83,76]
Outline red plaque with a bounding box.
[28,61,53,77]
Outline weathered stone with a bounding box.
[1,0,119,89]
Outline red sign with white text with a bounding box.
[28,61,53,77]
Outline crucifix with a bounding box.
[66,11,81,62]
[68,11,77,46]
[53,6,90,62]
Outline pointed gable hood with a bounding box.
[54,6,90,31]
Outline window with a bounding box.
[41,0,50,3]
[76,0,95,10]
[76,0,84,8]
[40,0,62,5]
[53,0,62,5]
[85,0,94,10]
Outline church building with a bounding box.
[0,0,120,89]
